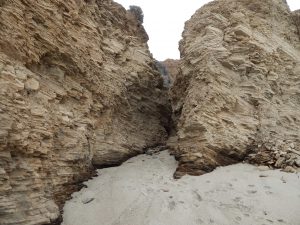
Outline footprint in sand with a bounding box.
[196,218,204,224]
[235,216,242,221]
[247,190,257,194]
[233,197,242,202]
[193,190,203,202]
[168,201,176,210]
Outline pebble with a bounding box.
[257,166,269,172]
[259,174,268,178]
[25,78,40,91]
[283,166,296,173]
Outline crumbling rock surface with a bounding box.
[161,59,180,85]
[0,0,169,224]
[170,0,300,178]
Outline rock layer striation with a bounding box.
[0,0,169,224]
[170,0,300,177]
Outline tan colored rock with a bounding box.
[0,1,169,224]
[283,166,297,173]
[25,78,40,91]
[170,0,300,177]
[161,59,180,84]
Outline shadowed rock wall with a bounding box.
[0,0,169,224]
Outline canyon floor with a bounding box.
[62,151,300,225]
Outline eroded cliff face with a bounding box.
[0,0,169,224]
[170,0,300,178]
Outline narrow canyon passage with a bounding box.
[1,0,300,225]
[62,151,300,225]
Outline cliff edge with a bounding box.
[170,0,300,177]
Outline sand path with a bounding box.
[62,151,300,225]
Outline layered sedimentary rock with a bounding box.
[170,0,300,177]
[0,0,169,224]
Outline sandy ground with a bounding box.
[62,151,300,225]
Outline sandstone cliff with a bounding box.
[170,0,300,178]
[0,0,169,224]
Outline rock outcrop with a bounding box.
[0,0,169,224]
[170,0,300,178]
[161,59,180,85]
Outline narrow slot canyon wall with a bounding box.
[0,0,170,224]
[161,59,180,85]
[170,0,300,178]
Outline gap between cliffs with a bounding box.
[1,1,300,225]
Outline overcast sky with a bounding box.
[115,0,300,61]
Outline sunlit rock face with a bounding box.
[170,0,300,178]
[0,0,169,224]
